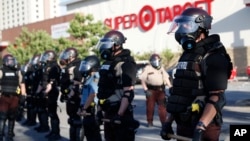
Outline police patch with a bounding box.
[5,72,15,76]
[101,65,110,70]
[177,61,188,70]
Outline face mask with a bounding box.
[100,48,112,60]
[175,33,196,51]
[150,59,161,69]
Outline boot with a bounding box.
[36,110,49,133]
[0,113,7,141]
[6,120,15,141]
[48,119,61,140]
[27,107,37,126]
[69,126,81,141]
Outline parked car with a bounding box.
[135,60,149,84]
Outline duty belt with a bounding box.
[147,85,164,91]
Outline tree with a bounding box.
[7,13,110,65]
[7,27,55,64]
[67,13,110,59]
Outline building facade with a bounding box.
[61,0,250,75]
[2,0,250,75]
[0,0,61,31]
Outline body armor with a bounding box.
[1,67,19,95]
[167,35,232,125]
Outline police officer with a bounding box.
[79,55,102,141]
[21,60,36,126]
[140,53,172,127]
[16,63,27,122]
[59,47,82,141]
[23,54,41,127]
[34,53,50,133]
[160,8,233,141]
[96,30,139,141]
[0,54,26,141]
[40,50,61,140]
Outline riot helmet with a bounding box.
[79,55,100,78]
[59,47,78,65]
[20,62,31,75]
[3,54,18,69]
[149,54,162,69]
[40,50,56,64]
[31,54,41,70]
[96,30,126,60]
[167,8,213,50]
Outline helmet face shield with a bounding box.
[96,38,115,53]
[40,53,48,63]
[59,51,69,60]
[150,58,161,68]
[168,16,199,34]
[79,61,91,73]
[96,38,115,60]
[4,56,17,68]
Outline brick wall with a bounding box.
[226,46,250,76]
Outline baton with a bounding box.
[77,111,91,116]
[102,118,121,124]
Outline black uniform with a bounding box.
[60,58,82,141]
[34,66,50,132]
[166,35,232,140]
[98,49,139,141]
[43,61,61,140]
[22,66,36,125]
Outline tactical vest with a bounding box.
[41,65,49,89]
[1,67,19,95]
[32,68,43,93]
[97,56,134,99]
[24,70,34,94]
[60,63,76,94]
[167,38,233,117]
[167,50,205,114]
[97,60,117,99]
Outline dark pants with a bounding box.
[177,123,221,141]
[83,115,102,141]
[36,97,49,129]
[48,102,60,134]
[104,111,136,141]
[66,97,82,141]
[0,95,19,141]
[146,89,167,124]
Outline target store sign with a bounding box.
[104,0,213,31]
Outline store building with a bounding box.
[61,0,250,75]
[2,0,250,75]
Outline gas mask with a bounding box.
[175,32,197,51]
[100,48,112,60]
[168,15,201,51]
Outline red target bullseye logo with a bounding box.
[138,5,155,31]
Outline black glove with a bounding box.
[144,90,152,98]
[96,110,104,125]
[19,95,26,104]
[193,128,203,141]
[60,94,66,102]
[160,122,174,140]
